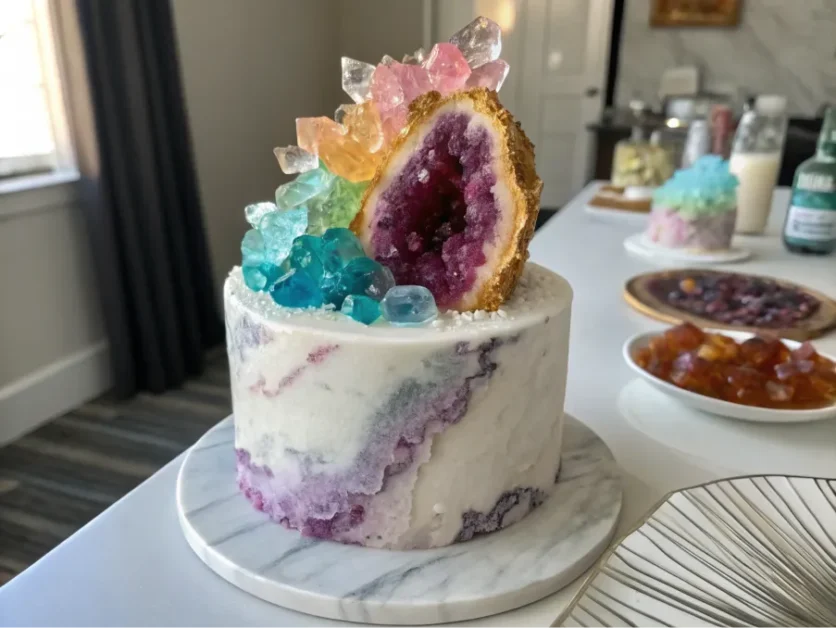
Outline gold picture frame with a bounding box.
[650,0,742,27]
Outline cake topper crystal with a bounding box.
[242,16,540,322]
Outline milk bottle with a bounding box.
[729,96,788,234]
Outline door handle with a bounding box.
[585,87,600,98]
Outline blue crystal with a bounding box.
[330,257,391,308]
[342,294,381,325]
[321,227,365,274]
[286,235,325,282]
[260,206,308,264]
[275,165,334,211]
[381,286,438,326]
[245,202,278,227]
[242,263,281,292]
[270,269,324,308]
[241,229,265,266]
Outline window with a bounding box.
[0,0,74,180]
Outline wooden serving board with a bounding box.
[624,269,836,341]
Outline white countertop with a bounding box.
[2,184,835,627]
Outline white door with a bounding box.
[433,0,613,207]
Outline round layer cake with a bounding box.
[646,155,739,251]
[225,262,572,549]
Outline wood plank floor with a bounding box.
[0,349,231,585]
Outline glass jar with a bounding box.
[611,127,674,187]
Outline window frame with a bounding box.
[0,0,77,181]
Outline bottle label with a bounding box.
[784,205,836,241]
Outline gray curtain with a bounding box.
[73,0,223,397]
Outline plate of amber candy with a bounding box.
[624,322,836,423]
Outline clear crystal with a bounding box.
[245,201,277,227]
[449,16,502,68]
[402,47,426,65]
[465,59,509,91]
[341,57,375,104]
[380,54,396,66]
[273,146,318,175]
[381,285,438,326]
[334,105,348,125]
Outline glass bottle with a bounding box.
[782,106,836,255]
[729,96,788,234]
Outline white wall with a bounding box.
[616,0,836,116]
[337,0,426,64]
[0,189,110,444]
[172,0,344,297]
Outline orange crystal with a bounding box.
[633,323,836,410]
[296,106,384,183]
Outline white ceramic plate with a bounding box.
[558,475,836,627]
[624,232,751,265]
[623,329,836,423]
[584,204,649,226]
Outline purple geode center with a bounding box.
[369,112,499,308]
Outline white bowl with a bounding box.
[623,329,836,423]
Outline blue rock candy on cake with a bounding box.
[342,294,382,324]
[381,285,438,326]
[264,228,396,322]
[652,155,740,219]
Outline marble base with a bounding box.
[176,415,622,625]
[624,233,751,265]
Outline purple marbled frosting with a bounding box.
[236,337,513,545]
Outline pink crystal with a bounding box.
[390,63,432,102]
[370,64,408,142]
[424,43,471,95]
[465,59,509,91]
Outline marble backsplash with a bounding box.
[615,0,836,116]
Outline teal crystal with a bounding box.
[340,257,395,300]
[275,165,334,211]
[245,202,278,228]
[381,285,438,326]
[259,206,308,264]
[306,177,369,235]
[270,269,324,308]
[321,227,365,274]
[241,229,265,266]
[242,263,281,292]
[286,234,325,282]
[343,295,381,325]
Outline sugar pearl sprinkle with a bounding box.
[230,262,561,332]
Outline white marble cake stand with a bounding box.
[176,415,622,625]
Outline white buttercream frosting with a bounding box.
[225,262,572,549]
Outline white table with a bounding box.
[2,184,835,627]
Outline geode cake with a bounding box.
[225,17,573,549]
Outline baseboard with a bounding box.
[0,341,112,445]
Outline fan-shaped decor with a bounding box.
[559,475,836,627]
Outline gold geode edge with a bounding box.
[351,88,543,312]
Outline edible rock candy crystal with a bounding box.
[341,57,375,104]
[449,16,502,69]
[274,165,334,210]
[296,115,382,182]
[424,43,471,94]
[274,146,318,175]
[465,59,509,91]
